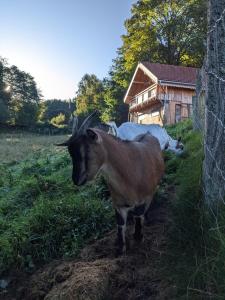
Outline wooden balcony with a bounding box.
[129,85,159,112]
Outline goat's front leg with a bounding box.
[115,207,128,255]
[133,215,144,242]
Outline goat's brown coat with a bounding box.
[63,125,165,254]
[92,129,165,208]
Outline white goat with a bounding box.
[107,121,184,154]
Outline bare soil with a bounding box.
[1,190,176,300]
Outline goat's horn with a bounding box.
[78,110,98,134]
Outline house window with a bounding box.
[137,95,142,104]
[175,104,181,123]
[148,90,152,98]
[143,92,148,101]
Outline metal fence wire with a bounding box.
[193,1,225,207]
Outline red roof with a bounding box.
[142,62,198,85]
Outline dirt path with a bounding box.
[2,189,175,300]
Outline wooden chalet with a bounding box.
[124,62,199,125]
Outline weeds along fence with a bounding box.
[193,0,225,208]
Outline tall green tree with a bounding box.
[75,74,105,117]
[0,59,10,123]
[1,61,41,127]
[102,78,128,124]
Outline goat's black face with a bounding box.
[67,130,105,186]
[68,136,89,186]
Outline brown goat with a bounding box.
[57,113,164,254]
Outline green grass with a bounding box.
[165,120,225,299]
[0,132,114,275]
[0,130,67,163]
[1,122,225,300]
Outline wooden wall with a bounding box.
[158,86,194,103]
[130,85,195,125]
[135,104,164,125]
[158,86,195,124]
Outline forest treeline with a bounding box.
[0,59,75,132]
[0,0,207,131]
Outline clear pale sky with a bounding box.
[0,0,135,99]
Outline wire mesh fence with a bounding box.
[193,0,225,207]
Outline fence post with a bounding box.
[203,0,225,206]
[193,61,206,132]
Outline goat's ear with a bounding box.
[86,129,102,143]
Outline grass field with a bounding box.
[0,129,114,274]
[0,131,67,163]
[1,122,225,299]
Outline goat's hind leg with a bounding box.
[115,208,128,256]
[133,203,146,242]
[133,215,144,242]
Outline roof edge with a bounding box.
[123,62,158,103]
[159,80,196,89]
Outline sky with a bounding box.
[0,0,135,99]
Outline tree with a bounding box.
[1,62,41,126]
[50,113,66,128]
[0,58,10,124]
[102,78,128,124]
[75,74,105,117]
[38,99,75,125]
